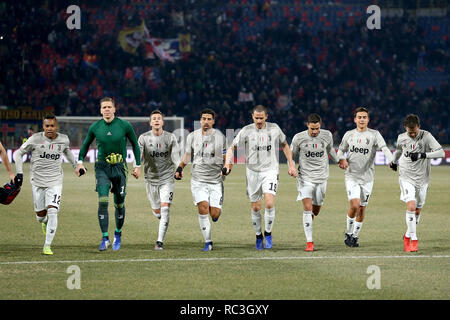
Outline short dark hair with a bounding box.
[307,113,322,124]
[253,105,267,114]
[201,108,216,119]
[150,110,164,118]
[404,114,420,128]
[354,107,369,118]
[43,114,56,122]
[100,96,115,106]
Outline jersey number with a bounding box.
[269,183,277,192]
[52,194,61,205]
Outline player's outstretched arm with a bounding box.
[132,166,141,179]
[281,142,297,178]
[0,142,15,181]
[174,153,189,180]
[336,149,348,170]
[223,146,235,175]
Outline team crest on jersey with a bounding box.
[366,138,370,145]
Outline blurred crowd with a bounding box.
[0,0,449,145]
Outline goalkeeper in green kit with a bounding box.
[76,97,141,251]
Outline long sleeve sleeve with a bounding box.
[126,122,141,166]
[79,124,96,161]
[14,135,34,174]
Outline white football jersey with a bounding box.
[230,122,286,172]
[14,132,77,187]
[138,130,180,185]
[338,128,390,183]
[395,130,442,187]
[291,129,338,183]
[185,128,226,184]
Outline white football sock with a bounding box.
[303,211,313,242]
[198,214,211,242]
[353,221,363,237]
[415,213,421,225]
[36,214,48,224]
[251,209,262,236]
[152,210,161,219]
[406,211,417,240]
[346,215,355,234]
[44,208,58,247]
[264,207,275,234]
[157,207,170,243]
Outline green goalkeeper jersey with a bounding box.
[79,117,141,166]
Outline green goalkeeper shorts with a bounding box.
[95,160,128,198]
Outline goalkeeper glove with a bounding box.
[221,167,231,176]
[174,166,183,180]
[410,152,426,162]
[106,153,123,164]
[14,174,23,187]
[389,162,397,171]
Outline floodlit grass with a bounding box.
[1,163,449,299]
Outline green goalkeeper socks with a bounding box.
[98,200,109,235]
[115,203,126,232]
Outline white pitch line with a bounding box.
[1,255,450,265]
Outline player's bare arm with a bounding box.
[132,166,141,179]
[281,141,297,178]
[174,152,190,180]
[223,145,235,174]
[0,141,15,181]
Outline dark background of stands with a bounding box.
[0,0,449,147]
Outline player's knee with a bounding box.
[265,202,274,210]
[349,200,360,212]
[312,205,321,216]
[210,207,221,219]
[251,204,262,212]
[35,210,47,217]
[98,196,109,207]
[197,201,209,214]
[114,202,124,209]
[302,201,313,212]
[406,201,416,212]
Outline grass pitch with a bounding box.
[1,163,449,300]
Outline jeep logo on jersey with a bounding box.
[150,151,169,157]
[349,145,369,155]
[195,151,215,158]
[305,150,325,158]
[39,152,61,160]
[251,145,272,151]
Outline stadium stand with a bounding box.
[0,0,448,146]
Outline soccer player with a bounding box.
[175,108,226,251]
[76,97,141,251]
[14,115,85,255]
[390,114,444,252]
[0,141,15,182]
[138,110,180,250]
[223,105,297,250]
[337,107,394,247]
[290,114,340,251]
